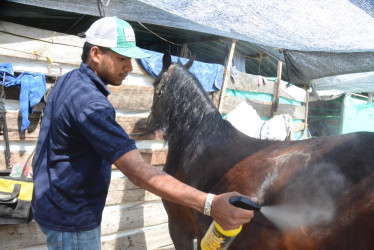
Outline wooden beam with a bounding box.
[304,89,310,130]
[217,39,237,112]
[108,85,154,111]
[0,142,167,170]
[225,72,305,103]
[272,60,282,116]
[222,95,306,120]
[245,52,269,60]
[0,206,173,249]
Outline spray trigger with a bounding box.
[230,196,261,211]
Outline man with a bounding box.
[32,16,255,249]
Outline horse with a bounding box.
[147,52,374,250]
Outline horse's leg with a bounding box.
[163,200,196,250]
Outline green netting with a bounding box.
[341,95,374,134]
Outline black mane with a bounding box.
[159,62,227,155]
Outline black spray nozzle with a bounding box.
[230,196,261,211]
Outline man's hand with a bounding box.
[209,192,257,231]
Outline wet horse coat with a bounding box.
[148,53,374,249]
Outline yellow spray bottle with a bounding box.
[201,196,261,250]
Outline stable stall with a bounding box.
[1,0,374,249]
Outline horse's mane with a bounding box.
[160,62,227,152]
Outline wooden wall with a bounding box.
[0,20,307,249]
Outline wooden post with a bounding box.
[304,88,309,130]
[216,39,237,113]
[271,60,282,116]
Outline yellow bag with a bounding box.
[0,173,33,224]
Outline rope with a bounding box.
[46,31,56,66]
[138,22,181,46]
[97,0,111,16]
[32,30,56,66]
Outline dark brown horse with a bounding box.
[148,52,374,250]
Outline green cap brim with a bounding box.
[111,46,150,59]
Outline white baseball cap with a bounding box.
[85,16,149,59]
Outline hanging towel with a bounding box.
[138,49,224,92]
[0,63,17,87]
[0,63,47,131]
[16,72,47,131]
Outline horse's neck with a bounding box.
[163,66,274,177]
[164,119,274,188]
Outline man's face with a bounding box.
[96,49,133,86]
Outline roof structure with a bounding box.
[1,0,374,93]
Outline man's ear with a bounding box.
[90,46,101,63]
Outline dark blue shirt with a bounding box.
[32,63,137,232]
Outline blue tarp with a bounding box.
[138,49,224,92]
[0,63,47,131]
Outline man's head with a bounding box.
[85,16,149,59]
[83,17,149,86]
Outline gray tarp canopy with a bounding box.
[5,0,374,92]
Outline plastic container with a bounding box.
[200,196,261,249]
[200,221,242,250]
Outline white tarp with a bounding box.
[138,0,374,52]
[312,71,374,93]
[112,0,374,90]
[10,0,374,91]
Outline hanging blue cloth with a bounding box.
[16,72,47,131]
[138,49,224,92]
[0,63,47,132]
[0,63,17,87]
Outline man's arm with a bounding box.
[114,149,254,230]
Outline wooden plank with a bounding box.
[102,201,168,235]
[101,223,173,250]
[222,96,306,119]
[226,72,305,102]
[0,98,162,141]
[0,55,152,83]
[0,21,84,47]
[0,54,77,77]
[0,111,42,141]
[0,21,151,77]
[0,54,148,81]
[109,168,164,191]
[0,110,163,141]
[108,85,154,111]
[292,122,306,134]
[106,189,161,205]
[139,148,168,166]
[102,223,173,250]
[0,221,46,250]
[0,141,167,170]
[0,205,171,250]
[0,30,83,65]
